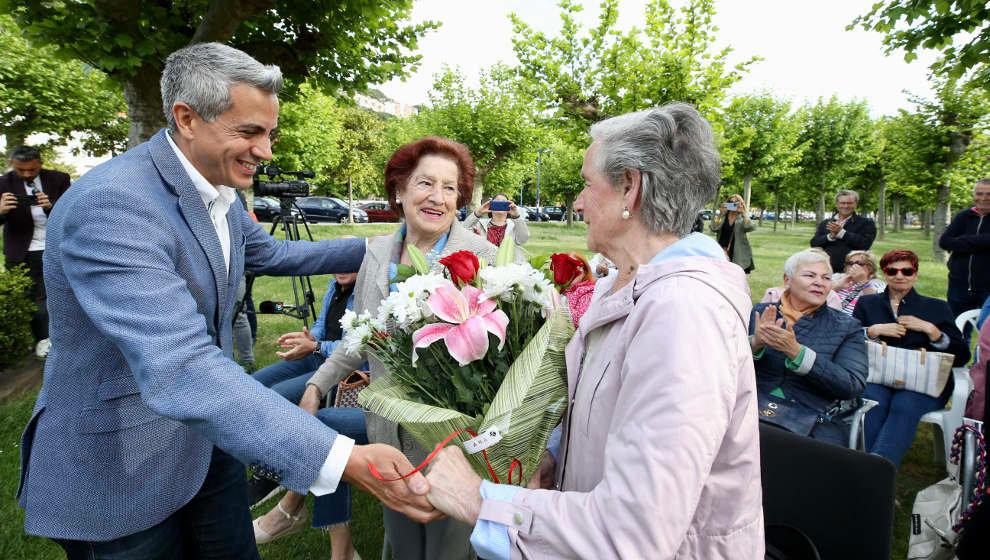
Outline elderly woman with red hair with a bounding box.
[255,137,507,560]
[853,249,970,466]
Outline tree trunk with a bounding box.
[790,201,796,229]
[564,193,574,227]
[773,187,780,233]
[122,67,168,148]
[922,208,931,238]
[4,131,27,151]
[743,174,752,209]
[892,198,902,232]
[758,207,764,227]
[877,179,886,240]
[816,180,826,224]
[347,175,354,224]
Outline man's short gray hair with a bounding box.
[161,42,283,133]
[974,178,990,193]
[783,248,833,279]
[835,189,859,204]
[589,103,720,236]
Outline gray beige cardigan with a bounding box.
[307,221,502,463]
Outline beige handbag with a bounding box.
[865,340,953,397]
[333,370,370,408]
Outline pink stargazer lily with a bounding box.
[412,283,509,366]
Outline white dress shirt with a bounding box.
[166,132,353,495]
[27,176,47,251]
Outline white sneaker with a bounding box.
[35,338,51,358]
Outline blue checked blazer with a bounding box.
[16,129,365,541]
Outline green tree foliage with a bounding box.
[533,134,585,225]
[509,0,759,141]
[887,78,988,260]
[720,94,804,209]
[793,96,876,222]
[0,14,127,156]
[850,1,990,88]
[382,65,538,211]
[0,265,35,370]
[1,0,437,147]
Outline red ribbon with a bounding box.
[368,429,524,486]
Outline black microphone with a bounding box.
[259,300,296,314]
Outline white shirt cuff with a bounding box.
[309,434,355,496]
[931,333,950,350]
[470,480,519,560]
[826,233,836,241]
[836,229,846,239]
[793,347,817,375]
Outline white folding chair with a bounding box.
[919,309,980,468]
[847,398,879,451]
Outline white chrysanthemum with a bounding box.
[339,309,358,332]
[479,263,528,302]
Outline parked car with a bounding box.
[295,196,368,223]
[520,205,550,222]
[358,201,399,223]
[698,209,713,221]
[252,197,303,222]
[542,206,567,221]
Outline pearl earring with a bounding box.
[396,196,401,205]
[621,207,630,220]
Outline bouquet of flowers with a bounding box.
[348,240,574,484]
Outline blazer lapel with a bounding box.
[149,130,228,311]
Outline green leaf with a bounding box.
[406,244,430,274]
[528,254,549,270]
[114,33,132,48]
[495,235,515,266]
[390,263,417,285]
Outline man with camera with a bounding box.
[0,145,70,356]
[810,189,877,273]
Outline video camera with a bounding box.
[252,164,314,199]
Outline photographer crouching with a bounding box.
[0,146,71,357]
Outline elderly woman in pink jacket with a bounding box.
[422,103,765,559]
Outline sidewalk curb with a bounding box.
[0,354,44,403]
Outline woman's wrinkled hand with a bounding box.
[299,384,322,416]
[425,446,483,525]
[867,323,906,339]
[526,450,557,490]
[897,315,940,340]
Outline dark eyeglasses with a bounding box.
[846,260,868,268]
[883,267,916,277]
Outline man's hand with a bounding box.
[275,326,318,361]
[826,221,842,236]
[526,450,557,490]
[898,315,940,340]
[343,443,442,524]
[299,384,322,416]
[425,446,482,525]
[867,323,906,339]
[35,192,52,210]
[0,192,16,215]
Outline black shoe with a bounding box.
[246,471,283,509]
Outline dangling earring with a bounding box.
[621,206,630,220]
[395,196,401,205]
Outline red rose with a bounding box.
[550,253,586,289]
[440,251,480,286]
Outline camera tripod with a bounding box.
[238,197,318,327]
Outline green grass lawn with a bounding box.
[0,220,956,559]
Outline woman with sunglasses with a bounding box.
[832,250,884,315]
[852,249,970,466]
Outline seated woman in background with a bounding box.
[831,250,884,315]
[751,248,868,445]
[853,249,970,467]
[761,248,843,310]
[463,192,530,247]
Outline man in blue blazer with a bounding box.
[17,43,437,558]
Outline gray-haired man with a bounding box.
[810,189,877,273]
[17,42,437,558]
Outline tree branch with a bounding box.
[191,0,276,44]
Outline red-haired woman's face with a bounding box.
[398,154,460,238]
[882,259,917,292]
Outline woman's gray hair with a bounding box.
[783,248,833,279]
[588,103,720,236]
[161,42,283,132]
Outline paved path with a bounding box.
[0,354,43,402]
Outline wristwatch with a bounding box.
[312,344,322,358]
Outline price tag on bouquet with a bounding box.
[463,427,503,454]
